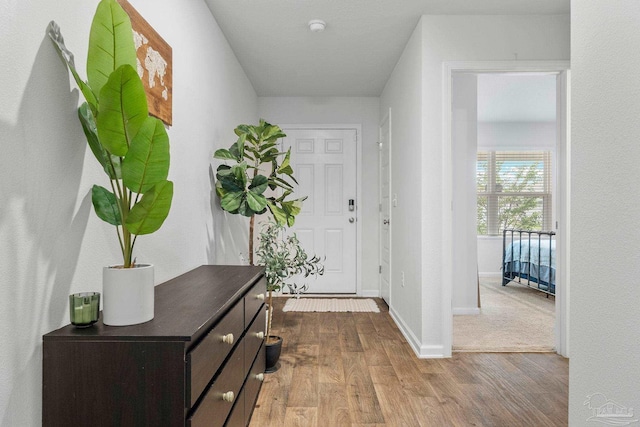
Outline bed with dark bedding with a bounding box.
[502,229,556,295]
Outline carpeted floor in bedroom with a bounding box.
[453,277,555,352]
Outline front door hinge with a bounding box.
[379,265,382,274]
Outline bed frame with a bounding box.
[502,228,556,296]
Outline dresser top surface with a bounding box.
[44,265,264,342]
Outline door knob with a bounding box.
[349,217,355,223]
[383,219,390,225]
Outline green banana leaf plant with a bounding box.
[214,120,306,264]
[48,0,173,268]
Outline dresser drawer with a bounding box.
[188,300,244,408]
[244,278,266,327]
[189,343,244,427]
[244,344,266,426]
[224,387,245,427]
[244,311,265,374]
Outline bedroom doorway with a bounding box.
[443,61,570,357]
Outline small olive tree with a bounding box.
[256,221,324,341]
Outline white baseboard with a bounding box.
[479,272,502,278]
[418,344,447,359]
[453,307,481,315]
[388,307,421,355]
[360,290,380,298]
[277,293,358,298]
[388,306,447,359]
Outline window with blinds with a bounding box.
[477,151,552,235]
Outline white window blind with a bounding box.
[477,151,552,235]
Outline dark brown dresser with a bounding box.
[43,265,266,427]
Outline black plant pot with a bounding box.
[265,335,283,373]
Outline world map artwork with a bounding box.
[134,31,169,102]
[118,0,173,125]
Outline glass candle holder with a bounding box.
[69,292,100,327]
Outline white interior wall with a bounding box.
[477,237,505,277]
[451,74,479,313]
[0,1,258,424]
[425,15,569,357]
[570,1,640,424]
[379,23,425,352]
[381,14,569,357]
[257,97,380,295]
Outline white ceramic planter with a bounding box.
[103,264,154,326]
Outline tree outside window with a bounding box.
[477,151,552,236]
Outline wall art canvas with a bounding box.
[117,0,173,125]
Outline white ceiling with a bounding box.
[477,74,557,122]
[205,0,569,97]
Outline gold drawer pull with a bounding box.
[256,373,264,382]
[256,331,264,340]
[256,293,265,301]
[222,391,234,402]
[222,333,234,345]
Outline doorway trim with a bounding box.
[281,124,363,296]
[378,109,392,305]
[442,60,571,358]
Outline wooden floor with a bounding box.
[249,297,568,427]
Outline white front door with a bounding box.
[379,113,391,304]
[282,128,357,294]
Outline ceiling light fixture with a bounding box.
[308,19,326,33]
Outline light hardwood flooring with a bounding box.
[249,297,568,427]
